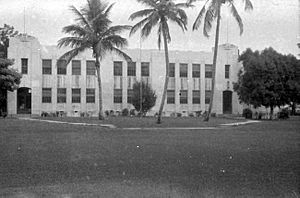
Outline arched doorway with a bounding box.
[223,90,232,114]
[17,87,31,114]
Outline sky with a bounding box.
[0,0,299,56]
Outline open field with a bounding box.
[0,117,299,197]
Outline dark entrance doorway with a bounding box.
[17,87,31,114]
[223,90,232,114]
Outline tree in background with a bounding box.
[129,0,189,123]
[130,81,157,116]
[58,0,131,120]
[187,0,253,121]
[233,48,300,118]
[0,24,21,115]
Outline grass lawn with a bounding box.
[0,117,299,197]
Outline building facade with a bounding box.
[7,35,243,117]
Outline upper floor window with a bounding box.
[114,61,122,76]
[205,90,211,104]
[127,62,136,76]
[57,60,67,75]
[192,90,200,104]
[169,63,175,77]
[205,64,212,78]
[21,58,28,74]
[141,62,150,77]
[42,59,52,75]
[192,64,200,78]
[127,89,134,104]
[180,63,188,77]
[72,60,81,75]
[225,64,230,79]
[86,60,96,75]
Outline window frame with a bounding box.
[57,88,67,103]
[180,90,188,104]
[86,60,96,75]
[21,58,28,74]
[192,90,200,104]
[225,64,230,79]
[114,61,123,76]
[205,64,213,78]
[57,60,67,75]
[169,63,175,77]
[72,88,81,103]
[72,60,81,75]
[205,90,211,104]
[114,89,122,103]
[180,63,188,78]
[167,90,175,104]
[42,88,52,103]
[192,64,200,78]
[42,59,52,75]
[141,62,150,77]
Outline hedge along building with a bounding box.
[7,34,243,117]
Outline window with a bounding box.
[180,90,188,104]
[86,88,95,103]
[21,58,28,74]
[114,89,122,103]
[205,90,211,104]
[42,59,52,74]
[57,60,67,75]
[169,63,175,77]
[167,90,175,104]
[192,64,200,78]
[72,88,81,103]
[86,61,96,75]
[192,90,200,104]
[180,63,188,77]
[127,62,136,76]
[72,60,81,75]
[205,64,212,78]
[225,64,230,79]
[141,62,150,76]
[57,88,66,103]
[42,88,51,103]
[114,61,122,76]
[127,89,133,104]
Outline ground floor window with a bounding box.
[192,90,200,104]
[86,88,95,103]
[180,90,188,104]
[57,88,66,103]
[114,89,122,103]
[205,90,211,104]
[127,89,133,104]
[167,90,175,104]
[72,88,81,103]
[42,88,52,103]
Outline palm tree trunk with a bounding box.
[157,27,170,124]
[95,55,104,120]
[204,3,221,122]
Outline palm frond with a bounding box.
[202,2,217,37]
[103,35,128,48]
[136,0,158,8]
[167,12,187,32]
[57,37,88,49]
[104,25,132,37]
[175,9,188,25]
[104,3,115,16]
[109,47,132,62]
[57,45,88,66]
[129,9,156,20]
[192,3,206,30]
[129,17,150,36]
[243,0,253,11]
[175,3,194,8]
[62,25,89,37]
[140,12,160,39]
[229,2,243,35]
[69,5,92,32]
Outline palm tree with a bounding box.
[57,0,131,120]
[188,0,253,121]
[129,0,190,124]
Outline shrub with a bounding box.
[242,108,253,119]
[105,110,110,117]
[195,111,202,117]
[122,108,129,116]
[176,113,182,117]
[189,112,194,117]
[211,113,216,117]
[41,111,49,117]
[109,110,115,116]
[130,109,136,116]
[278,108,289,119]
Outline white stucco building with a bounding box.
[7,34,243,117]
